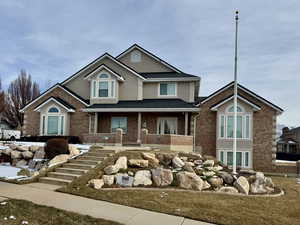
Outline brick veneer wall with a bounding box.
[195,86,278,172]
[23,86,89,140]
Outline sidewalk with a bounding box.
[0,182,213,225]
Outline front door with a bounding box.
[157,117,177,135]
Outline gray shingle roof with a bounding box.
[87,99,197,109]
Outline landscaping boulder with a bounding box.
[203,160,214,167]
[48,154,70,166]
[129,159,148,168]
[115,156,128,170]
[88,179,104,189]
[206,165,223,172]
[179,152,203,160]
[234,176,250,195]
[29,146,42,152]
[172,156,185,168]
[202,181,211,190]
[22,151,33,159]
[208,177,223,189]
[16,160,27,168]
[16,145,30,152]
[102,175,114,186]
[218,186,239,194]
[176,171,204,191]
[156,152,177,166]
[151,168,173,187]
[11,151,22,159]
[219,171,234,185]
[69,145,80,156]
[203,171,215,177]
[115,173,134,187]
[33,149,45,160]
[142,152,159,167]
[2,148,12,156]
[104,165,119,175]
[133,170,152,186]
[9,144,17,150]
[183,163,194,172]
[250,172,275,194]
[194,160,203,165]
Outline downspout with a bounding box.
[193,109,201,152]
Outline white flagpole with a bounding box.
[233,11,239,174]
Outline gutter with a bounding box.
[193,109,201,152]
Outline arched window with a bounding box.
[227,105,243,113]
[99,73,109,79]
[48,107,59,113]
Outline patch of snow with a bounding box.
[73,144,91,150]
[0,165,21,178]
[0,146,9,150]
[276,160,296,164]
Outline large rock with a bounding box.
[30,145,42,152]
[16,145,30,152]
[234,176,250,195]
[102,175,114,186]
[176,172,204,191]
[11,151,22,159]
[206,165,223,172]
[22,151,33,159]
[151,168,173,186]
[156,153,177,166]
[202,181,211,190]
[142,152,159,167]
[133,170,152,186]
[104,165,119,175]
[2,148,12,156]
[179,152,203,160]
[9,144,17,150]
[129,159,148,168]
[208,177,223,188]
[202,171,215,177]
[219,172,234,185]
[172,156,185,168]
[218,186,239,194]
[69,145,80,156]
[183,163,194,172]
[203,160,214,167]
[16,160,27,168]
[88,179,104,189]
[33,149,45,159]
[115,173,134,187]
[49,154,70,166]
[115,156,127,170]
[250,172,275,194]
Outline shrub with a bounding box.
[45,138,69,159]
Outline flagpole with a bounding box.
[233,11,239,175]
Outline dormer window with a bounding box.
[91,72,115,98]
[130,50,141,63]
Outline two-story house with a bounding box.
[20,44,283,172]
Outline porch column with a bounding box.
[94,112,98,134]
[184,112,188,135]
[137,112,142,143]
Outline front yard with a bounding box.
[58,150,300,225]
[0,199,122,225]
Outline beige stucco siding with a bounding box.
[64,57,142,101]
[143,81,195,102]
[118,50,174,73]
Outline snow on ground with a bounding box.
[0,165,21,179]
[275,160,296,164]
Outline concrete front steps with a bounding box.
[39,149,116,186]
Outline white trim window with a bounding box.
[157,117,178,135]
[111,117,127,133]
[219,105,251,140]
[91,73,115,98]
[130,50,141,63]
[40,106,66,135]
[219,150,251,168]
[158,82,177,97]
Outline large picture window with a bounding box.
[219,150,250,168]
[91,73,115,98]
[219,105,251,139]
[159,82,177,96]
[111,117,127,133]
[41,106,65,135]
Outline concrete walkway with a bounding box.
[0,182,213,225]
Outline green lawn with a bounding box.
[58,150,300,225]
[0,199,122,225]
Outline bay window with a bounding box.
[91,73,115,98]
[219,105,251,139]
[219,150,250,168]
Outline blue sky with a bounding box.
[0,0,299,126]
